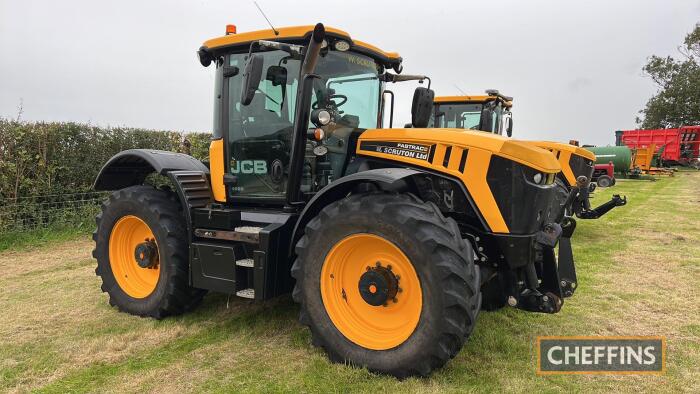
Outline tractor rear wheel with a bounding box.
[597,175,612,188]
[93,185,206,319]
[292,192,480,377]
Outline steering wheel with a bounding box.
[328,94,347,107]
[313,94,348,109]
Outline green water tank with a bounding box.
[585,146,632,172]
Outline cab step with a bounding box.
[235,258,254,268]
[194,227,262,244]
[236,288,255,299]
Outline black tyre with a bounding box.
[291,192,481,377]
[93,185,206,319]
[597,175,612,188]
[480,275,508,311]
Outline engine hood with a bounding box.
[531,140,596,162]
[359,128,561,173]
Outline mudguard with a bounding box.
[289,168,421,256]
[94,149,209,191]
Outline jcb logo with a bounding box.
[231,160,267,174]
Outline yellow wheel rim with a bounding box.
[108,215,160,298]
[320,233,422,350]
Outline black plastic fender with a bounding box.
[288,168,421,257]
[94,149,209,191]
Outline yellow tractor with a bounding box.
[431,91,627,310]
[93,24,575,377]
[431,91,627,220]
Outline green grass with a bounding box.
[0,225,90,252]
[1,174,699,393]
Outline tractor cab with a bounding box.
[198,25,410,204]
[431,90,513,136]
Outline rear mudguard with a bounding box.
[94,149,208,191]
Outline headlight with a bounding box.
[533,173,543,184]
[334,40,350,51]
[311,109,331,126]
[317,110,331,125]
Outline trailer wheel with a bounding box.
[93,185,206,319]
[292,192,480,377]
[597,175,612,188]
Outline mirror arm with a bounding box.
[382,73,431,89]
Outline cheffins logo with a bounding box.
[537,336,666,375]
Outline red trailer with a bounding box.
[616,126,700,165]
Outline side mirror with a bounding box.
[266,66,287,86]
[240,54,264,106]
[479,108,493,132]
[411,87,435,128]
[507,117,513,137]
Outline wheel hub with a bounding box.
[134,239,158,269]
[358,263,399,306]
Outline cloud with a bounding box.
[567,77,593,92]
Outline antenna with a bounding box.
[453,84,467,95]
[254,1,279,36]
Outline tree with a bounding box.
[637,23,700,129]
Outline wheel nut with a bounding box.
[542,295,549,302]
[560,280,567,287]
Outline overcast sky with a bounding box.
[1,0,698,145]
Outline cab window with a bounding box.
[226,51,301,198]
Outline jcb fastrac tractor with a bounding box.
[93,24,576,377]
[431,91,626,220]
[431,91,626,310]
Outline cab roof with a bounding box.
[434,94,513,108]
[201,25,402,68]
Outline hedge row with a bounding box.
[0,118,211,201]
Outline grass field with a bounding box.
[1,173,699,393]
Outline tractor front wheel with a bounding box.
[292,192,480,377]
[93,185,206,319]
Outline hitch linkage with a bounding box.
[569,175,627,220]
[576,194,627,219]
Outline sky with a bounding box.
[1,0,699,146]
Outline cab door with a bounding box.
[223,51,301,202]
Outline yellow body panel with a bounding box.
[434,95,495,103]
[360,129,561,172]
[209,139,226,202]
[202,25,400,62]
[531,141,596,185]
[434,95,512,108]
[357,128,562,233]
